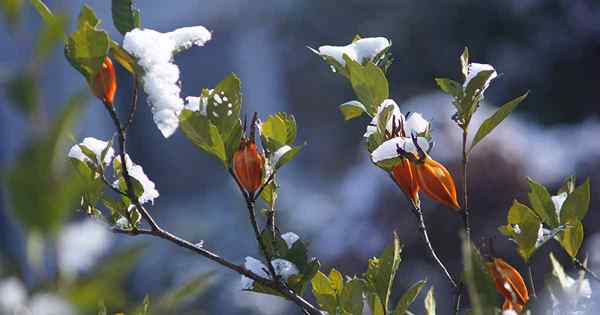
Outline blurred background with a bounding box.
[1,0,600,314]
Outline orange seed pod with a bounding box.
[414,157,460,210]
[93,56,117,106]
[392,159,420,207]
[487,257,529,313]
[233,139,264,194]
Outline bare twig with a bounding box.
[123,74,139,132]
[411,203,458,288]
[573,257,600,282]
[228,169,280,282]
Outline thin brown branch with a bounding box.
[411,203,458,288]
[103,89,321,315]
[123,75,139,132]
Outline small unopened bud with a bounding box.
[391,159,420,207]
[234,114,264,194]
[93,56,117,106]
[414,157,460,210]
[487,257,529,313]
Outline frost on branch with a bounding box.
[123,26,212,138]
[113,154,159,204]
[317,37,390,66]
[240,257,299,290]
[68,137,114,168]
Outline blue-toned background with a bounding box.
[2,1,600,314]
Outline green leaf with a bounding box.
[65,18,111,83]
[559,178,590,223]
[340,278,364,315]
[259,181,277,209]
[35,13,66,61]
[527,177,560,228]
[462,239,498,315]
[329,268,344,294]
[424,287,436,315]
[260,112,297,152]
[503,200,542,261]
[31,0,54,25]
[77,5,99,28]
[206,74,242,139]
[111,0,141,36]
[6,92,87,233]
[158,272,215,311]
[469,92,528,152]
[274,144,304,170]
[5,70,39,115]
[345,57,389,116]
[367,293,385,315]
[460,47,469,79]
[392,280,427,315]
[311,271,338,315]
[363,232,402,313]
[179,109,227,166]
[558,218,584,258]
[109,41,137,74]
[339,100,367,120]
[435,78,462,99]
[558,176,576,195]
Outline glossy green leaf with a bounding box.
[109,41,137,74]
[311,271,338,315]
[259,181,277,209]
[340,278,364,315]
[363,232,402,313]
[368,293,385,315]
[462,239,498,315]
[558,218,584,258]
[111,0,141,35]
[339,100,367,120]
[469,92,528,152]
[329,268,344,294]
[503,200,541,261]
[77,5,99,28]
[424,287,435,315]
[460,47,469,78]
[260,112,297,152]
[274,143,304,170]
[65,20,110,83]
[558,176,576,195]
[392,280,427,315]
[179,109,227,166]
[435,78,462,99]
[206,74,242,139]
[560,178,590,223]
[345,56,389,116]
[527,177,559,228]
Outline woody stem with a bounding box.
[454,128,471,314]
[410,203,458,288]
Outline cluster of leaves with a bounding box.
[435,48,528,151]
[499,177,590,261]
[311,233,434,315]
